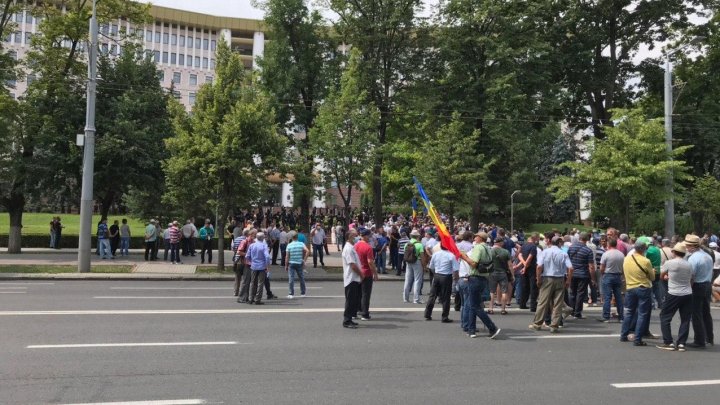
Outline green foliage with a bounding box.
[686,174,720,232]
[311,49,377,222]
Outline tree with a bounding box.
[419,112,493,231]
[549,108,691,231]
[0,1,148,253]
[687,174,720,233]
[257,0,339,232]
[328,0,423,227]
[94,44,172,219]
[311,49,377,226]
[164,40,285,270]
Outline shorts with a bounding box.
[489,272,509,293]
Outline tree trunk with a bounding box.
[216,214,226,271]
[6,193,25,253]
[372,119,388,227]
[690,210,704,235]
[100,190,115,220]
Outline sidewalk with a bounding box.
[0,247,408,282]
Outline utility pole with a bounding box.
[78,0,98,272]
[663,57,674,240]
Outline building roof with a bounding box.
[150,4,265,33]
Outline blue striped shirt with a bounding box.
[286,241,305,265]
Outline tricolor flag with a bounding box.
[412,177,461,259]
[411,197,418,223]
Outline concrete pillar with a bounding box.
[252,31,264,70]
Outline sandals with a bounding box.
[501,310,508,315]
[487,309,494,314]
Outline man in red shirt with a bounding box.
[355,229,379,320]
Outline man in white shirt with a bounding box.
[181,220,195,257]
[342,229,362,329]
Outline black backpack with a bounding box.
[403,242,418,263]
[476,245,494,273]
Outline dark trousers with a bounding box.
[344,281,361,323]
[182,238,190,255]
[152,239,159,260]
[424,274,453,321]
[390,246,399,271]
[659,293,693,345]
[110,237,119,256]
[250,270,267,303]
[233,263,245,295]
[691,282,714,345]
[271,240,280,265]
[170,242,180,263]
[200,240,212,263]
[238,265,252,302]
[569,277,590,316]
[520,266,539,310]
[359,277,373,318]
[163,239,171,261]
[279,243,287,266]
[264,275,273,296]
[144,241,156,261]
[313,243,325,267]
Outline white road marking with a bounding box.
[28,341,241,349]
[510,334,619,339]
[60,399,212,405]
[94,295,344,299]
[0,286,27,289]
[612,379,720,388]
[0,291,26,294]
[109,286,323,290]
[0,282,54,285]
[0,307,428,316]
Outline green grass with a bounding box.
[0,213,147,236]
[0,265,134,273]
[196,267,235,274]
[527,223,594,234]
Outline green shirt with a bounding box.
[492,246,510,273]
[408,238,424,256]
[646,245,662,275]
[468,243,493,277]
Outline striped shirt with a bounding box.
[398,236,410,254]
[169,226,181,244]
[286,241,305,265]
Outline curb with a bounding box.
[0,273,409,282]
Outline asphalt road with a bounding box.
[1,280,719,405]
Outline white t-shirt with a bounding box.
[712,250,720,270]
[342,242,361,287]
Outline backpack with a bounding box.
[403,242,418,263]
[476,245,494,273]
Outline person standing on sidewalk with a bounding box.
[285,232,309,299]
[145,219,157,261]
[355,228,379,320]
[49,218,57,249]
[424,241,459,323]
[247,232,271,305]
[342,229,362,329]
[163,223,171,261]
[182,220,194,257]
[109,220,120,258]
[97,218,112,260]
[311,223,326,268]
[657,242,693,351]
[119,218,130,257]
[169,221,182,265]
[199,219,214,264]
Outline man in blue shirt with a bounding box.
[247,232,271,305]
[285,232,309,298]
[567,232,596,319]
[684,235,714,347]
[97,219,112,260]
[529,234,574,333]
[424,242,459,323]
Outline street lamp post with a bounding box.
[511,190,520,233]
[663,37,704,240]
[78,0,98,273]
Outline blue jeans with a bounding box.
[651,278,664,309]
[602,273,624,320]
[375,250,387,273]
[279,244,287,266]
[459,277,497,334]
[312,244,324,267]
[120,237,130,256]
[514,274,523,304]
[288,263,306,296]
[98,238,112,259]
[621,287,652,343]
[403,262,423,302]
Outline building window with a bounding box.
[190,74,197,86]
[173,72,181,84]
[3,33,10,42]
[203,38,209,50]
[153,50,160,63]
[14,31,20,43]
[187,36,193,48]
[205,76,213,84]
[171,34,177,45]
[8,50,16,60]
[154,31,160,43]
[158,70,164,82]
[202,58,208,69]
[194,56,200,67]
[172,90,181,99]
[110,44,118,55]
[100,24,109,35]
[5,78,16,88]
[209,59,215,70]
[24,32,32,44]
[170,53,177,64]
[189,92,196,106]
[195,37,201,49]
[186,56,193,67]
[163,32,169,44]
[162,52,168,63]
[211,40,216,51]
[101,43,109,55]
[179,54,185,66]
[111,24,118,36]
[179,35,185,47]
[15,13,22,23]
[145,30,152,42]
[25,12,33,24]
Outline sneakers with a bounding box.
[597,317,610,323]
[403,299,409,303]
[656,343,676,351]
[413,300,424,304]
[489,328,502,340]
[676,344,686,352]
[300,294,306,298]
[286,295,294,299]
[360,316,371,321]
[343,321,358,329]
[549,326,559,333]
[469,332,478,338]
[528,324,541,331]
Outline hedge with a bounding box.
[0,235,222,249]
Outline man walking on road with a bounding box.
[684,234,715,348]
[285,232,309,298]
[144,219,157,261]
[355,228,378,320]
[424,242,459,323]
[342,229,362,329]
[247,232,271,305]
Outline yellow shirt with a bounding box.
[623,253,655,290]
